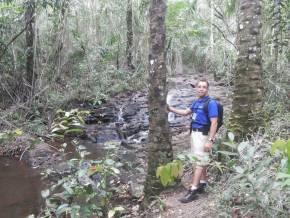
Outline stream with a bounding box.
[0,73,230,218]
[0,157,43,218]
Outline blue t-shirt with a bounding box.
[190,96,218,129]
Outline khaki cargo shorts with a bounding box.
[190,132,210,166]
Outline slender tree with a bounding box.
[25,0,35,94]
[229,0,263,139]
[272,0,282,74]
[287,13,290,110]
[55,0,69,77]
[144,0,172,198]
[125,0,134,70]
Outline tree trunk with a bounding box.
[125,0,134,70]
[144,0,172,198]
[55,0,69,78]
[286,12,290,110]
[272,0,281,75]
[229,0,263,139]
[25,1,35,94]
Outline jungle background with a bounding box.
[0,0,289,217]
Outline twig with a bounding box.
[0,116,15,128]
[211,23,237,50]
[0,14,35,61]
[19,146,30,161]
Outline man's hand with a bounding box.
[166,104,171,112]
[204,141,213,152]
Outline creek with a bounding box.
[0,157,43,218]
[0,73,229,217]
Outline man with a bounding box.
[168,79,218,203]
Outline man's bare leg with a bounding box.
[200,167,207,181]
[191,166,204,189]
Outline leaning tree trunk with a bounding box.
[144,0,172,198]
[25,0,35,96]
[229,0,263,139]
[125,0,134,70]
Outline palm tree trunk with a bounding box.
[229,0,263,139]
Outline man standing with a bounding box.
[168,79,218,203]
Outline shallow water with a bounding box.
[0,157,43,218]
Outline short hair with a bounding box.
[196,79,209,88]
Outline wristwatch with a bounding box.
[208,138,214,143]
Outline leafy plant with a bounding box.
[0,128,23,144]
[50,109,90,139]
[156,160,183,187]
[271,138,290,186]
[39,142,123,218]
[218,136,290,217]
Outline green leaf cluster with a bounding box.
[50,109,90,139]
[40,142,122,218]
[219,136,290,216]
[156,160,183,187]
[271,138,290,185]
[0,128,23,145]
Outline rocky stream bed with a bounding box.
[0,70,231,218]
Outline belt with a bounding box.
[191,128,204,132]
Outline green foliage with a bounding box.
[271,138,290,185]
[166,1,188,28]
[0,128,23,144]
[39,141,123,218]
[108,206,125,218]
[218,134,290,217]
[156,160,183,187]
[50,109,90,139]
[224,0,238,17]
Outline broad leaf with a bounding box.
[56,204,70,215]
[228,132,235,142]
[64,128,84,135]
[41,189,50,198]
[223,141,237,149]
[108,210,116,218]
[218,150,238,156]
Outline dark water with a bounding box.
[0,157,43,218]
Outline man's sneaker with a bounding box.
[197,182,207,193]
[178,189,198,203]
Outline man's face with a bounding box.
[196,81,209,97]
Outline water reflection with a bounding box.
[0,157,43,218]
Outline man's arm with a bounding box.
[168,105,192,116]
[204,117,218,152]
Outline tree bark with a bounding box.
[125,0,135,70]
[25,1,35,93]
[286,12,290,110]
[272,0,281,74]
[144,0,172,198]
[55,0,69,78]
[229,0,263,139]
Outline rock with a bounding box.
[129,181,144,198]
[21,142,60,169]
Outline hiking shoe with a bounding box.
[197,182,207,193]
[179,189,198,203]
